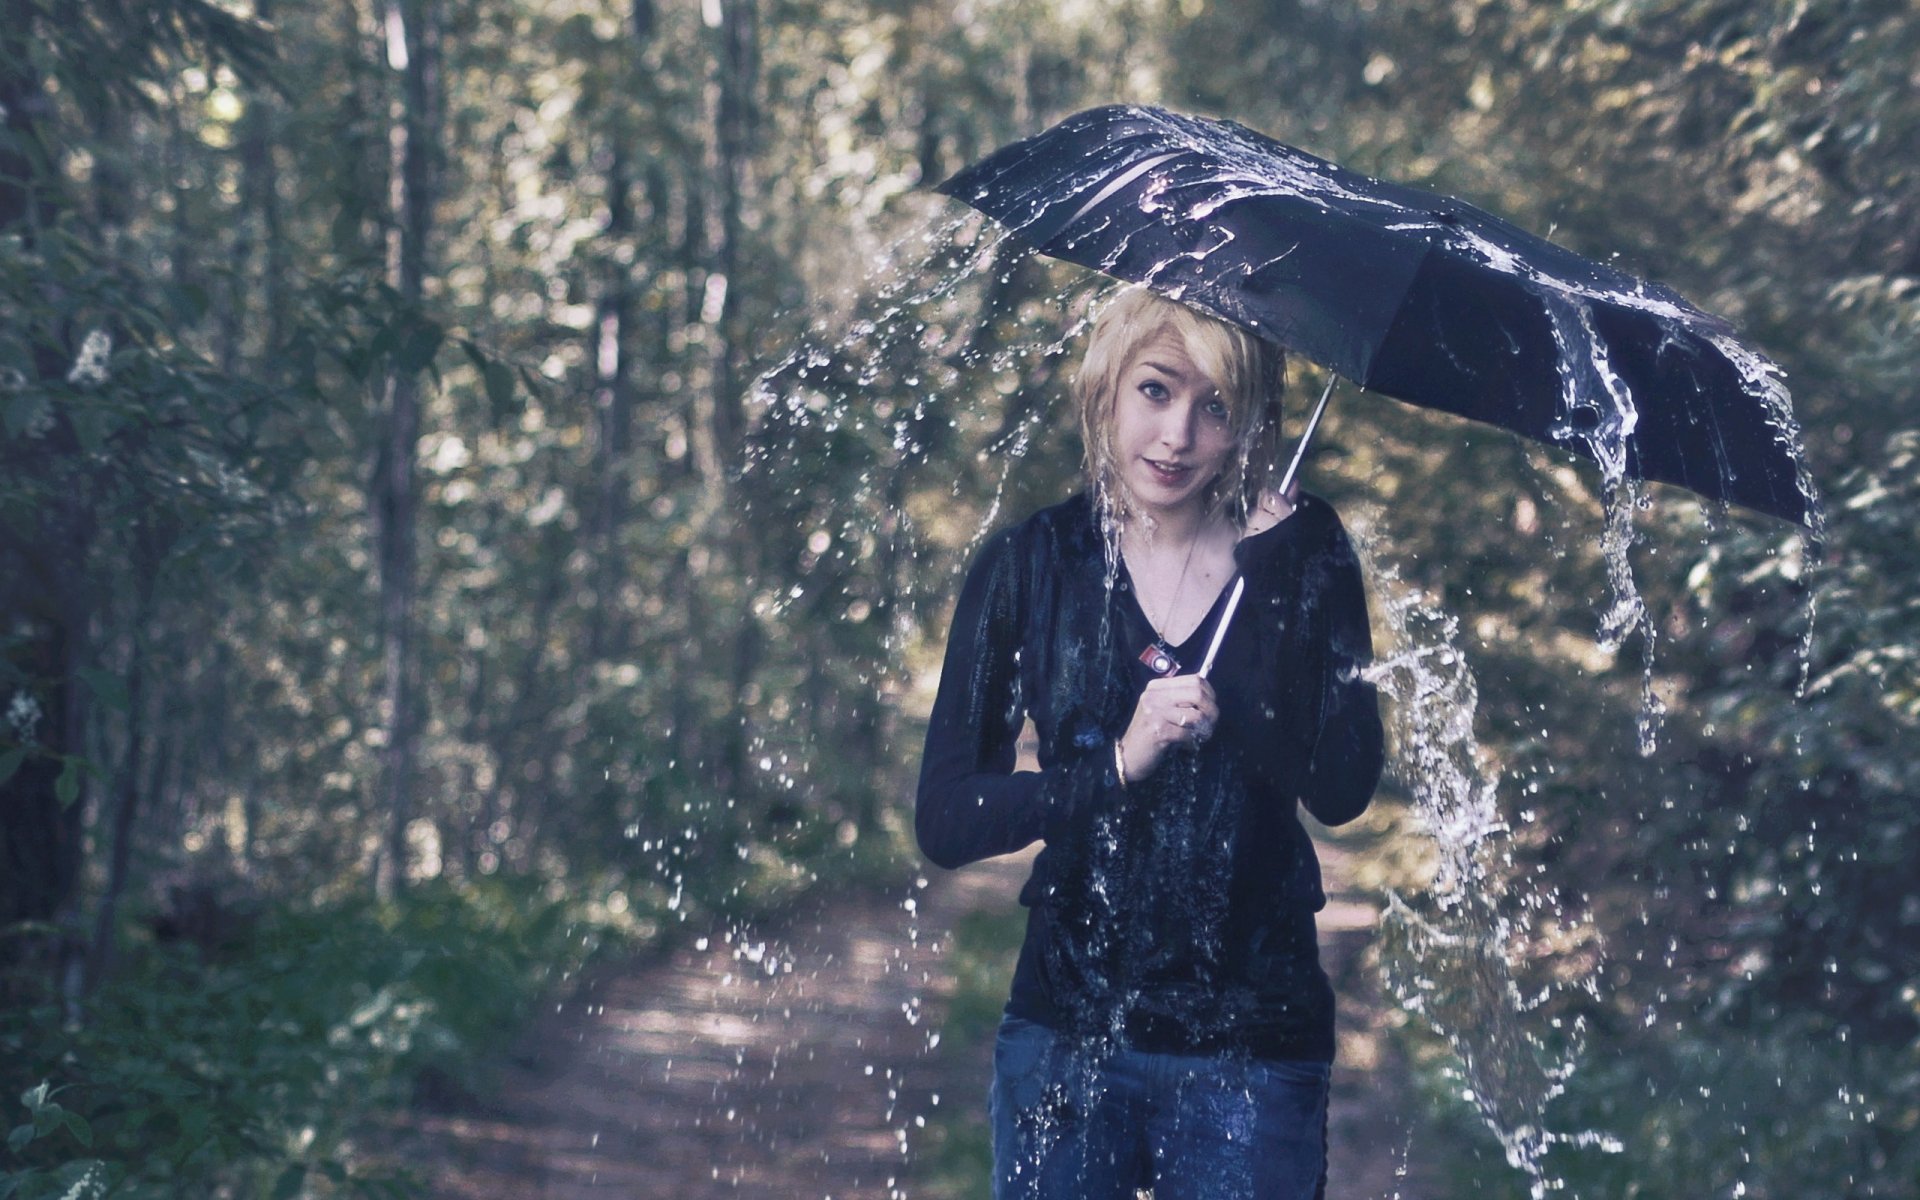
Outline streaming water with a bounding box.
[1351,517,1617,1196]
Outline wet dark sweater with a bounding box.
[915,492,1384,1061]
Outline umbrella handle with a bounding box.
[1277,374,1338,498]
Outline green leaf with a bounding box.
[5,1124,30,1152]
[46,1161,106,1199]
[58,1111,91,1149]
[483,360,515,416]
[54,760,79,809]
[271,1162,306,1200]
[396,319,444,374]
[328,206,363,258]
[127,1077,199,1101]
[65,409,104,456]
[3,394,49,439]
[77,668,129,713]
[364,322,399,380]
[170,282,211,324]
[0,749,22,787]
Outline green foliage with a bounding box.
[0,877,621,1198]
[2,0,1916,1194]
[2,1082,105,1200]
[912,904,1024,1200]
[1403,1010,1913,1200]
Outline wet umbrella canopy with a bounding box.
[938,105,1819,529]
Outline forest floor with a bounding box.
[380,835,1442,1199]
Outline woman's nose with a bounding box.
[1160,402,1197,448]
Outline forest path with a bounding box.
[388,839,1436,1199]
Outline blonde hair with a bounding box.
[1074,287,1287,526]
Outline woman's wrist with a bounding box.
[1117,728,1158,783]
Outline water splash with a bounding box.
[1703,329,1827,692]
[732,147,1826,1194]
[1351,511,1616,1196]
[747,224,1618,1194]
[1540,296,1666,752]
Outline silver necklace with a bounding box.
[1130,526,1200,676]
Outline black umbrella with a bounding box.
[937,105,1819,529]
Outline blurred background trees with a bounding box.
[1,0,1914,1195]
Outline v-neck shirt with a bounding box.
[1115,559,1237,681]
[914,490,1384,1060]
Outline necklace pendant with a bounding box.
[1138,641,1181,677]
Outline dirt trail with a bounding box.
[391,842,1435,1199]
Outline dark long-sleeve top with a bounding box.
[915,491,1384,1061]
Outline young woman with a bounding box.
[916,287,1385,1199]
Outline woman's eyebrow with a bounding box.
[1139,360,1222,401]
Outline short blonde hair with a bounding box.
[1074,287,1287,526]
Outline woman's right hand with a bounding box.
[1118,675,1219,782]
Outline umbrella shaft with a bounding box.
[1278,374,1338,497]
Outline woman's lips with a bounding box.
[1144,459,1192,488]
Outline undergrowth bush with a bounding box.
[1393,1013,1918,1198]
[0,874,624,1199]
[914,904,1024,1200]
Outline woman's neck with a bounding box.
[1121,499,1232,555]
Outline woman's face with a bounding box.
[1109,334,1235,519]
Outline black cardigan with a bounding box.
[915,492,1384,1060]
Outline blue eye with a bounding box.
[1205,398,1230,419]
[1140,380,1170,400]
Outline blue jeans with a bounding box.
[989,1016,1330,1199]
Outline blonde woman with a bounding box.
[917,287,1383,1199]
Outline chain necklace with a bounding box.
[1129,525,1199,677]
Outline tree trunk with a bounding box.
[373,0,441,899]
[586,140,637,662]
[232,0,287,374]
[84,559,159,991]
[479,519,569,861]
[0,0,90,1000]
[707,0,760,797]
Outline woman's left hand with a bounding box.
[1118,674,1219,781]
[1242,483,1299,535]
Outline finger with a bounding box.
[1142,676,1196,701]
[1147,689,1199,715]
[1146,674,1206,693]
[1166,705,1203,738]
[1161,694,1212,723]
